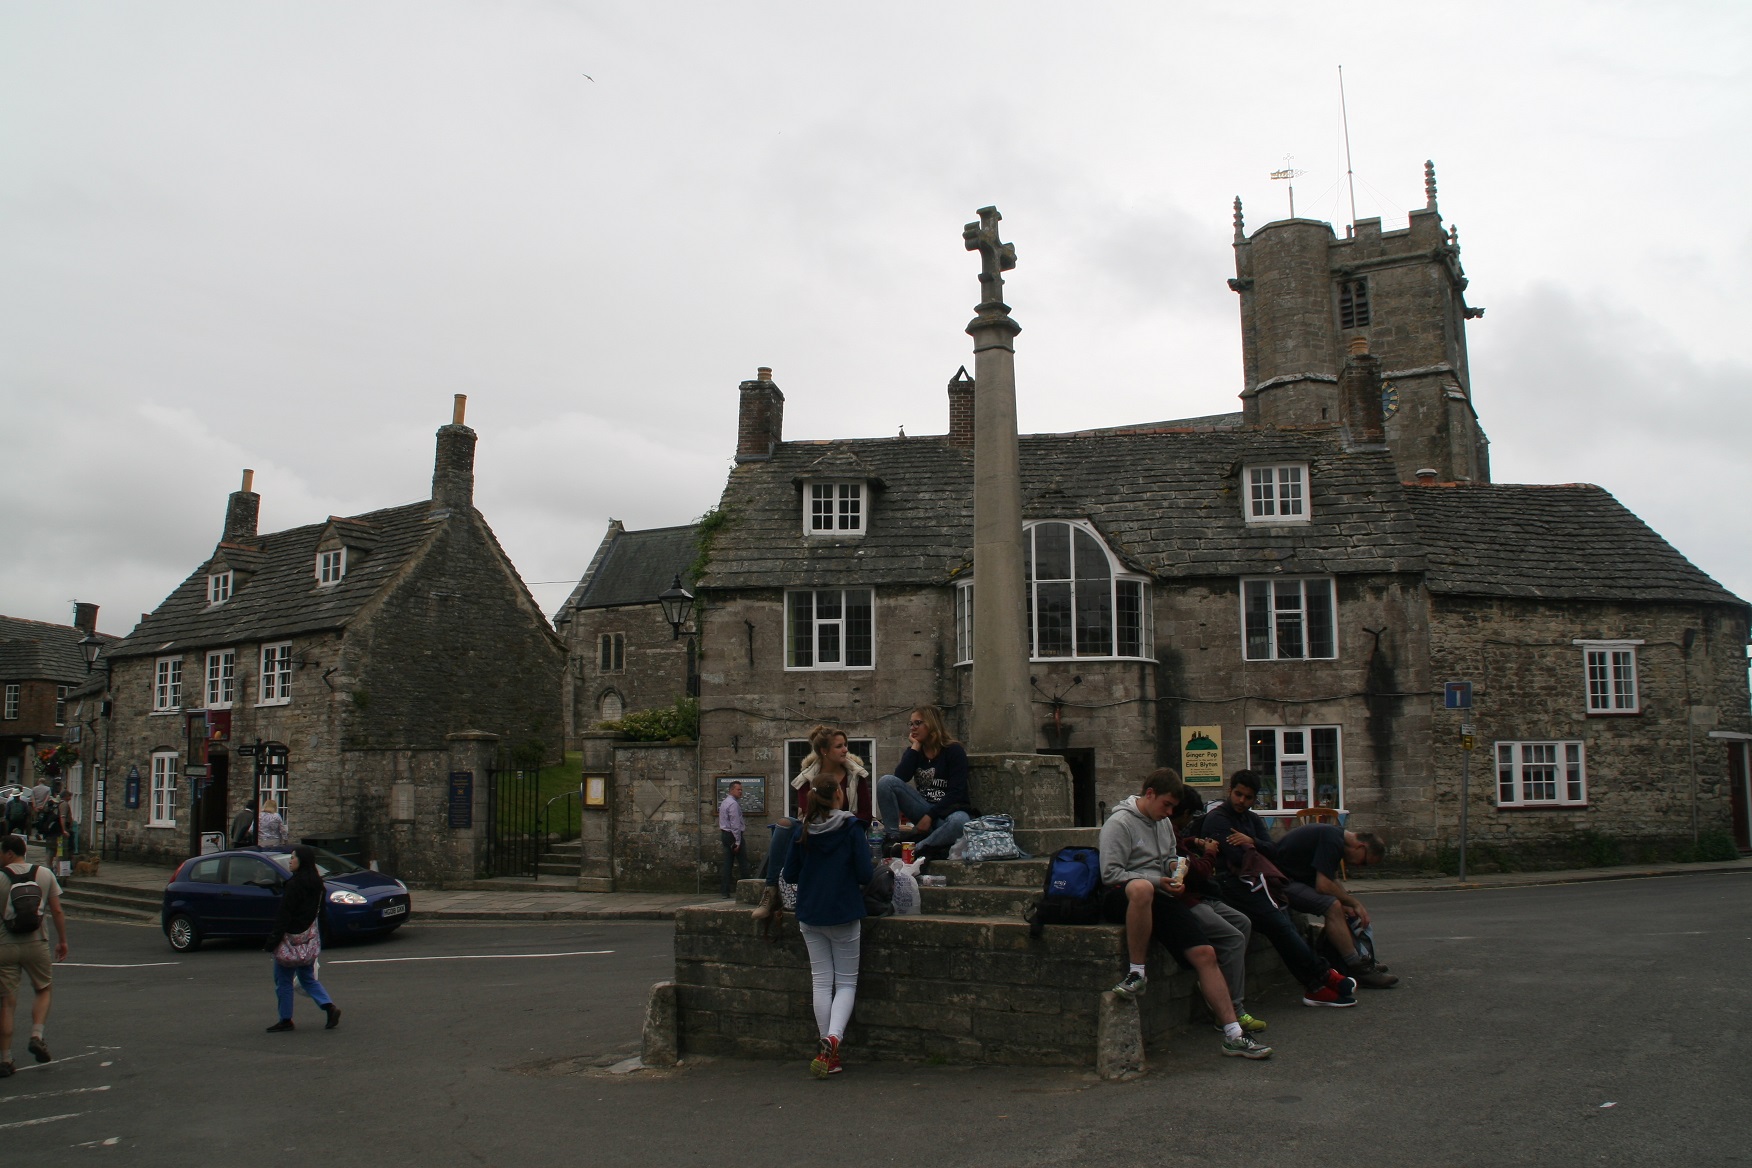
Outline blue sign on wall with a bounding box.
[124,765,142,809]
[447,771,473,828]
[1443,681,1473,710]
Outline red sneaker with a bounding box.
[1325,968,1359,996]
[810,1036,841,1078]
[1302,984,1358,1008]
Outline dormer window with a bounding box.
[805,482,865,535]
[208,571,233,605]
[317,548,347,585]
[1244,463,1309,524]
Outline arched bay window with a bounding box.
[955,520,1151,662]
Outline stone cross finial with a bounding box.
[1232,196,1245,241]
[963,206,1016,308]
[1424,160,1438,209]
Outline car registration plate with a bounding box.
[381,903,407,918]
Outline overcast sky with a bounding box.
[4,2,1749,635]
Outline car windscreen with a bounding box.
[259,848,364,877]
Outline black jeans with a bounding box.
[720,830,749,896]
[1216,872,1331,989]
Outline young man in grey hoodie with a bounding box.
[1099,769,1273,1059]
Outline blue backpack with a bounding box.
[1025,846,1103,938]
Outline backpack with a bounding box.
[3,866,45,935]
[1024,846,1103,938]
[36,801,61,836]
[863,864,895,918]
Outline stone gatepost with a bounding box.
[578,729,623,890]
[442,730,499,883]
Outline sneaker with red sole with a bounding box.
[1302,983,1358,1007]
[810,1036,842,1078]
[1325,968,1359,996]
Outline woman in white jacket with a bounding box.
[752,724,869,928]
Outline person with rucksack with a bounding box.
[781,771,873,1078]
[37,793,67,867]
[0,833,69,1078]
[1271,821,1397,989]
[1099,769,1273,1060]
[1203,770,1359,1007]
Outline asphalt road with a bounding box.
[4,873,1748,1167]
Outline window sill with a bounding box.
[150,709,183,716]
[803,531,866,539]
[206,703,234,712]
[146,821,178,829]
[1028,655,1156,664]
[1497,802,1589,811]
[1585,709,1641,717]
[783,665,875,673]
[1243,518,1312,527]
[1242,657,1340,664]
[256,699,291,708]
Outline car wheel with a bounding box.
[166,913,202,953]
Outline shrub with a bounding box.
[1691,831,1739,863]
[601,697,699,743]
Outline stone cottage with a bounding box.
[93,399,565,881]
[588,163,1750,877]
[0,605,113,805]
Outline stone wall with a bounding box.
[342,732,495,885]
[609,741,704,892]
[562,600,691,744]
[672,902,1290,1066]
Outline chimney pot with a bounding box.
[241,468,254,492]
[73,602,99,635]
[757,367,772,382]
[1415,468,1439,485]
[453,394,467,426]
[1346,336,1370,356]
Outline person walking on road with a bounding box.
[718,781,749,898]
[0,833,69,1077]
[782,772,872,1078]
[230,797,257,848]
[265,845,341,1033]
[39,792,67,868]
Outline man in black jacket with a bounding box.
[1202,771,1358,1006]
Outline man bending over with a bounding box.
[1272,822,1397,989]
[1099,770,1273,1060]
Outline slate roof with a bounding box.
[704,428,1425,590]
[1404,483,1744,606]
[106,501,444,659]
[558,524,699,616]
[0,616,116,683]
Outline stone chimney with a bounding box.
[735,368,784,463]
[1337,336,1385,449]
[947,366,975,448]
[223,468,260,542]
[432,394,477,510]
[73,602,99,635]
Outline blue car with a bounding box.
[161,847,412,952]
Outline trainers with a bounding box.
[810,1036,840,1079]
[1111,970,1147,998]
[27,1036,51,1064]
[1325,968,1359,996]
[1302,984,1358,1008]
[0,1062,13,1079]
[1221,1033,1274,1059]
[1213,1013,1269,1034]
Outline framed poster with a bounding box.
[716,776,766,817]
[1181,726,1224,784]
[447,771,473,828]
[584,776,608,808]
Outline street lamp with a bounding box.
[657,575,695,641]
[79,633,102,673]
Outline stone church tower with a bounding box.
[1231,161,1489,483]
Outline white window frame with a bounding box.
[1246,725,1344,814]
[954,581,974,665]
[785,588,875,670]
[259,642,293,705]
[205,649,236,710]
[153,656,183,712]
[1496,740,1587,808]
[150,751,179,827]
[258,769,290,818]
[1576,639,1641,715]
[1243,463,1310,524]
[1241,577,1338,661]
[317,547,347,586]
[3,684,18,720]
[55,685,69,726]
[803,481,867,536]
[1020,520,1152,663]
[208,570,233,605]
[598,632,625,673]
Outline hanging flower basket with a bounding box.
[34,743,79,778]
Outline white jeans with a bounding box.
[798,920,861,1041]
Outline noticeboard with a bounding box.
[715,776,766,817]
[1180,726,1224,784]
[447,771,473,828]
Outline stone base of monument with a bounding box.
[665,859,1301,1071]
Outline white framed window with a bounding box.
[954,581,974,665]
[786,588,874,669]
[317,548,346,585]
[259,642,293,705]
[153,656,183,712]
[1019,520,1152,662]
[598,691,624,722]
[205,649,236,709]
[150,751,179,827]
[258,770,290,817]
[208,570,233,605]
[598,632,625,672]
[1576,640,1641,715]
[55,685,69,726]
[1496,741,1587,808]
[1244,463,1309,523]
[1242,577,1336,660]
[805,482,866,536]
[1247,726,1343,812]
[3,684,18,720]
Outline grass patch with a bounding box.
[494,751,584,840]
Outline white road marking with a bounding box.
[72,1136,122,1148]
[0,1112,84,1130]
[330,949,615,965]
[60,962,179,969]
[11,1048,118,1074]
[0,1085,112,1105]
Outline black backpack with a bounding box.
[863,864,895,917]
[3,866,45,935]
[1024,846,1104,938]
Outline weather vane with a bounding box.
[1269,154,1306,218]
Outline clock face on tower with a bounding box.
[1380,380,1400,419]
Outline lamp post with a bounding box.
[658,576,695,641]
[79,633,102,673]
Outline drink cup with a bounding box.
[902,842,915,864]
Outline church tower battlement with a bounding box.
[1230,161,1489,483]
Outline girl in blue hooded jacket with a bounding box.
[782,771,873,1077]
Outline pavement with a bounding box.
[9,872,1751,1166]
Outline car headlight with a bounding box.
[327,890,368,905]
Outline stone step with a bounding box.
[537,860,579,877]
[577,877,614,893]
[1014,827,1100,855]
[942,859,1048,888]
[918,884,1035,919]
[543,840,583,857]
[59,881,163,912]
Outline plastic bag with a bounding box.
[890,860,921,915]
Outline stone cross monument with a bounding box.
[962,207,1034,753]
